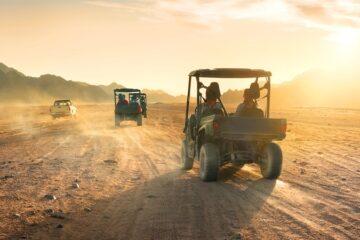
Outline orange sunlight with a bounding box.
[330,28,359,46]
[1,0,360,97]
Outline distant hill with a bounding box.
[142,89,188,103]
[1,63,359,108]
[272,69,360,108]
[0,63,187,104]
[0,64,109,104]
[0,63,24,76]
[222,69,360,109]
[98,82,125,96]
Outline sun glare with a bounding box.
[331,28,359,46]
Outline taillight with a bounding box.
[280,123,287,134]
[213,121,220,130]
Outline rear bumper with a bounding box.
[218,117,287,141]
[219,132,286,141]
[50,112,72,117]
[115,113,139,121]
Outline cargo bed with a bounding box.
[218,116,287,141]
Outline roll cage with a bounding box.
[184,68,272,132]
[113,88,141,106]
[129,93,147,103]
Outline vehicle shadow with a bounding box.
[24,169,276,240]
[113,125,137,129]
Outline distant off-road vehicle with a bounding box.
[114,88,146,127]
[181,68,287,181]
[50,99,77,119]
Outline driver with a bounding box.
[117,94,129,106]
[236,89,254,113]
[236,89,263,117]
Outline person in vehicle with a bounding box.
[117,94,129,107]
[236,89,263,117]
[140,95,146,109]
[130,94,140,104]
[236,89,253,112]
[200,82,223,116]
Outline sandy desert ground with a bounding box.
[0,104,359,240]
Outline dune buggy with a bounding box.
[114,88,145,127]
[181,68,287,181]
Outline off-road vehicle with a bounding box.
[50,99,77,119]
[114,88,145,127]
[181,68,287,181]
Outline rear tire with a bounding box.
[115,115,120,128]
[181,140,194,170]
[260,143,283,179]
[200,143,220,182]
[136,114,142,126]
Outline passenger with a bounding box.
[140,96,146,108]
[236,89,263,117]
[200,82,223,116]
[236,89,254,113]
[117,94,129,106]
[130,94,140,104]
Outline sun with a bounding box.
[331,28,359,46]
[326,27,360,69]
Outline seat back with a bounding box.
[239,108,264,118]
[201,107,224,117]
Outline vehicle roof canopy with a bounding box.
[54,99,71,102]
[114,88,141,93]
[129,92,146,96]
[189,68,272,78]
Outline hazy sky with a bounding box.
[1,0,359,95]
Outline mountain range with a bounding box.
[1,62,359,108]
[0,63,187,104]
